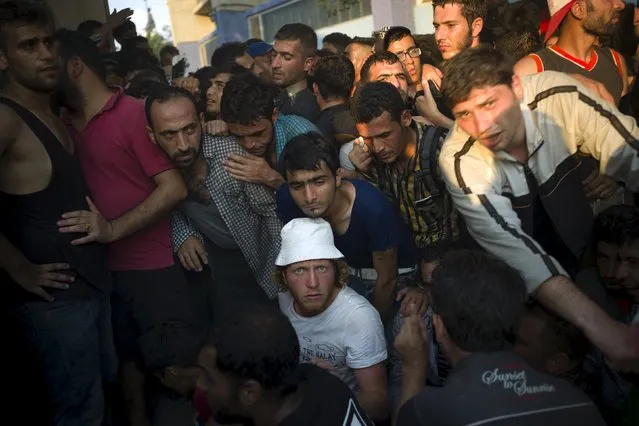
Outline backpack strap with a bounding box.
[419,125,448,197]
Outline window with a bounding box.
[260,0,372,42]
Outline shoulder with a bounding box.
[514,51,546,75]
[339,288,382,323]
[397,387,442,425]
[521,71,582,102]
[0,101,22,139]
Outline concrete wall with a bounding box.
[166,0,215,45]
[46,0,109,30]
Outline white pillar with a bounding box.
[371,0,416,31]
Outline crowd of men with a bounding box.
[2,0,639,425]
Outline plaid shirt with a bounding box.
[274,114,320,160]
[171,134,281,298]
[361,121,457,251]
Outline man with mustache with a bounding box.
[438,45,639,371]
[145,85,281,313]
[515,0,629,106]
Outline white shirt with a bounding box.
[278,286,388,391]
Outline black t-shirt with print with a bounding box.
[397,351,606,426]
[280,364,373,426]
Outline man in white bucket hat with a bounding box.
[274,218,390,422]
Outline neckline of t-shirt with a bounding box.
[289,287,347,321]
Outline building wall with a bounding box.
[46,0,109,30]
[166,0,215,70]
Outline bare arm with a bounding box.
[534,275,632,362]
[354,363,389,422]
[0,111,73,299]
[372,247,398,320]
[513,55,541,76]
[108,169,187,242]
[393,363,427,425]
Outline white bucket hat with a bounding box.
[275,218,344,267]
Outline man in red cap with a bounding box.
[515,0,628,106]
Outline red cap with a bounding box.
[544,0,576,42]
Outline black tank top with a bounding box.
[531,45,624,105]
[0,98,111,305]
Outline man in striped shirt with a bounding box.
[438,45,639,367]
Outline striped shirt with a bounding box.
[439,71,639,293]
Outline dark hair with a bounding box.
[278,132,340,179]
[112,19,135,40]
[322,32,352,53]
[349,36,375,48]
[55,29,106,82]
[431,250,527,352]
[351,81,406,124]
[432,0,488,28]
[414,33,443,66]
[0,1,53,46]
[116,50,164,81]
[210,41,247,66]
[441,45,514,108]
[593,205,639,246]
[275,23,318,58]
[312,55,354,101]
[360,51,403,83]
[195,62,249,101]
[495,31,543,62]
[206,305,300,394]
[77,19,102,37]
[221,72,279,125]
[126,75,169,100]
[523,302,591,362]
[383,26,415,50]
[159,44,179,57]
[144,85,198,129]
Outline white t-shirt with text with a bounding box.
[278,286,387,391]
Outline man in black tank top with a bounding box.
[514,0,629,205]
[515,0,628,106]
[0,3,114,425]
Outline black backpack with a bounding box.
[417,124,449,208]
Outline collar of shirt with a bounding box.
[495,101,544,163]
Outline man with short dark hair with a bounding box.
[395,251,607,425]
[322,32,352,54]
[220,72,319,190]
[273,23,321,120]
[360,51,409,102]
[0,3,114,424]
[418,0,486,128]
[196,304,374,426]
[311,55,357,145]
[384,27,423,93]
[145,85,281,313]
[54,29,193,426]
[345,36,374,84]
[515,0,628,106]
[345,82,457,262]
[438,45,639,367]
